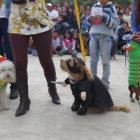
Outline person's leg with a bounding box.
[100,35,112,89]
[71,50,77,56]
[61,48,68,54]
[89,34,100,76]
[1,18,13,61]
[0,18,18,99]
[32,30,60,104]
[0,29,4,56]
[9,34,31,116]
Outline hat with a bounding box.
[0,55,7,63]
[46,3,53,6]
[66,56,85,73]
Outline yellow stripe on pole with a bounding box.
[74,0,86,62]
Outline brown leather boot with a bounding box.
[15,80,31,117]
[46,76,60,105]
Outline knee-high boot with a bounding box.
[15,80,31,117]
[45,76,60,104]
[9,83,19,99]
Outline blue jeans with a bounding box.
[61,48,77,56]
[0,18,13,61]
[89,34,112,87]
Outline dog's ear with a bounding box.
[73,56,93,80]
[69,58,74,67]
[83,66,93,80]
[73,56,85,66]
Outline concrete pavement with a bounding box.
[0,54,140,140]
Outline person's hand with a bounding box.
[131,34,135,40]
[125,27,131,33]
[132,36,140,44]
[125,28,129,32]
[89,16,94,22]
[131,32,140,44]
[83,21,87,24]
[131,31,140,40]
[95,15,102,22]
[68,49,72,53]
[135,31,140,35]
[63,82,67,87]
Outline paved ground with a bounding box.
[0,54,140,140]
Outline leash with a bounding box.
[125,48,127,66]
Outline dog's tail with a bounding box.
[108,105,130,112]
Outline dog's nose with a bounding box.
[7,74,10,77]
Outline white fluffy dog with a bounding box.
[0,57,16,110]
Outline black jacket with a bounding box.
[65,75,114,109]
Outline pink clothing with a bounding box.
[62,38,75,51]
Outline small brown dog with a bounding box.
[60,56,130,115]
[129,85,140,104]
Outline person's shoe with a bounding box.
[46,76,61,105]
[9,83,18,99]
[15,80,31,117]
[15,98,31,117]
[49,90,60,104]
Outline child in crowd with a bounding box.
[61,30,77,56]
[80,8,91,34]
[117,22,132,55]
[54,14,70,36]
[52,30,62,54]
[27,37,38,56]
[73,30,80,52]
[83,32,90,56]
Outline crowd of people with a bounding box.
[27,1,133,58]
[1,1,133,58]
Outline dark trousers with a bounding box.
[0,18,13,61]
[9,30,56,81]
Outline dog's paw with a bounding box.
[77,107,87,115]
[71,103,80,111]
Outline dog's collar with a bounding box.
[0,80,6,92]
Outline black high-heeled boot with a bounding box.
[46,76,60,105]
[15,80,31,117]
